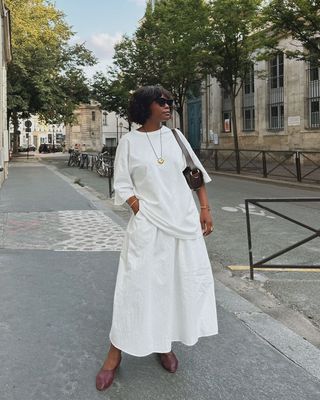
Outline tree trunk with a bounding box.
[177,106,184,132]
[12,111,20,154]
[230,92,240,174]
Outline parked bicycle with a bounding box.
[67,149,81,167]
[95,151,113,177]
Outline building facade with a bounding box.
[65,101,103,152]
[0,0,11,187]
[15,115,65,150]
[101,110,131,148]
[197,38,320,153]
[65,102,134,152]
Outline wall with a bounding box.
[0,1,11,187]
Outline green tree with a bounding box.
[104,0,209,130]
[203,0,266,173]
[91,35,139,129]
[264,0,320,65]
[6,0,95,151]
[91,68,134,130]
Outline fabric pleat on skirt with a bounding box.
[109,210,218,357]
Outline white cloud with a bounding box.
[73,32,124,78]
[83,60,113,79]
[88,32,123,60]
[68,32,127,78]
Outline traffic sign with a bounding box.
[25,120,32,128]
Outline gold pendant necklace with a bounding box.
[144,127,165,164]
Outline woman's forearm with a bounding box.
[196,184,210,208]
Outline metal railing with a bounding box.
[245,198,320,280]
[200,149,320,184]
[67,150,115,198]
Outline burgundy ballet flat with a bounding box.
[158,351,178,373]
[95,356,122,391]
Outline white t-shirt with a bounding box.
[113,125,212,239]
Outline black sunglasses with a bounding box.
[155,97,174,107]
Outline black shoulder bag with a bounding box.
[171,129,204,191]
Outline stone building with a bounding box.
[0,0,11,188]
[196,38,320,153]
[65,101,103,152]
[65,102,132,152]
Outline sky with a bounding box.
[53,0,147,78]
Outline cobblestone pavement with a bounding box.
[0,210,124,251]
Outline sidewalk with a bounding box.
[40,155,320,341]
[1,160,320,400]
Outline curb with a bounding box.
[208,170,320,192]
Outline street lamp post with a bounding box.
[52,125,56,151]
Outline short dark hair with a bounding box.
[128,85,173,125]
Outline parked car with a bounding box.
[18,145,36,152]
[38,143,50,153]
[38,143,63,153]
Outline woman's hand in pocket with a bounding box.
[132,199,140,215]
[127,196,140,215]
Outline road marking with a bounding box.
[228,265,320,272]
[222,203,275,218]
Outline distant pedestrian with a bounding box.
[96,85,218,391]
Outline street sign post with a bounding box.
[25,121,32,159]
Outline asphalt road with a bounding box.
[41,155,320,333]
[206,174,320,268]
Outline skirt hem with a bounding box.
[109,329,219,358]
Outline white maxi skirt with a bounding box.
[109,210,218,357]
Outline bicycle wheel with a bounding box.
[67,153,73,166]
[95,158,104,176]
[76,154,81,167]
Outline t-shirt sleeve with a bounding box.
[175,129,212,184]
[113,137,135,205]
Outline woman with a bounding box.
[96,85,218,391]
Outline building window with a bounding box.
[268,53,284,130]
[92,111,96,121]
[242,64,255,131]
[102,112,108,126]
[310,100,320,127]
[221,88,232,132]
[307,62,320,128]
[270,53,284,89]
[269,104,284,130]
[222,111,232,132]
[105,138,116,147]
[244,64,255,94]
[243,107,255,131]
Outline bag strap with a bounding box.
[171,129,197,169]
